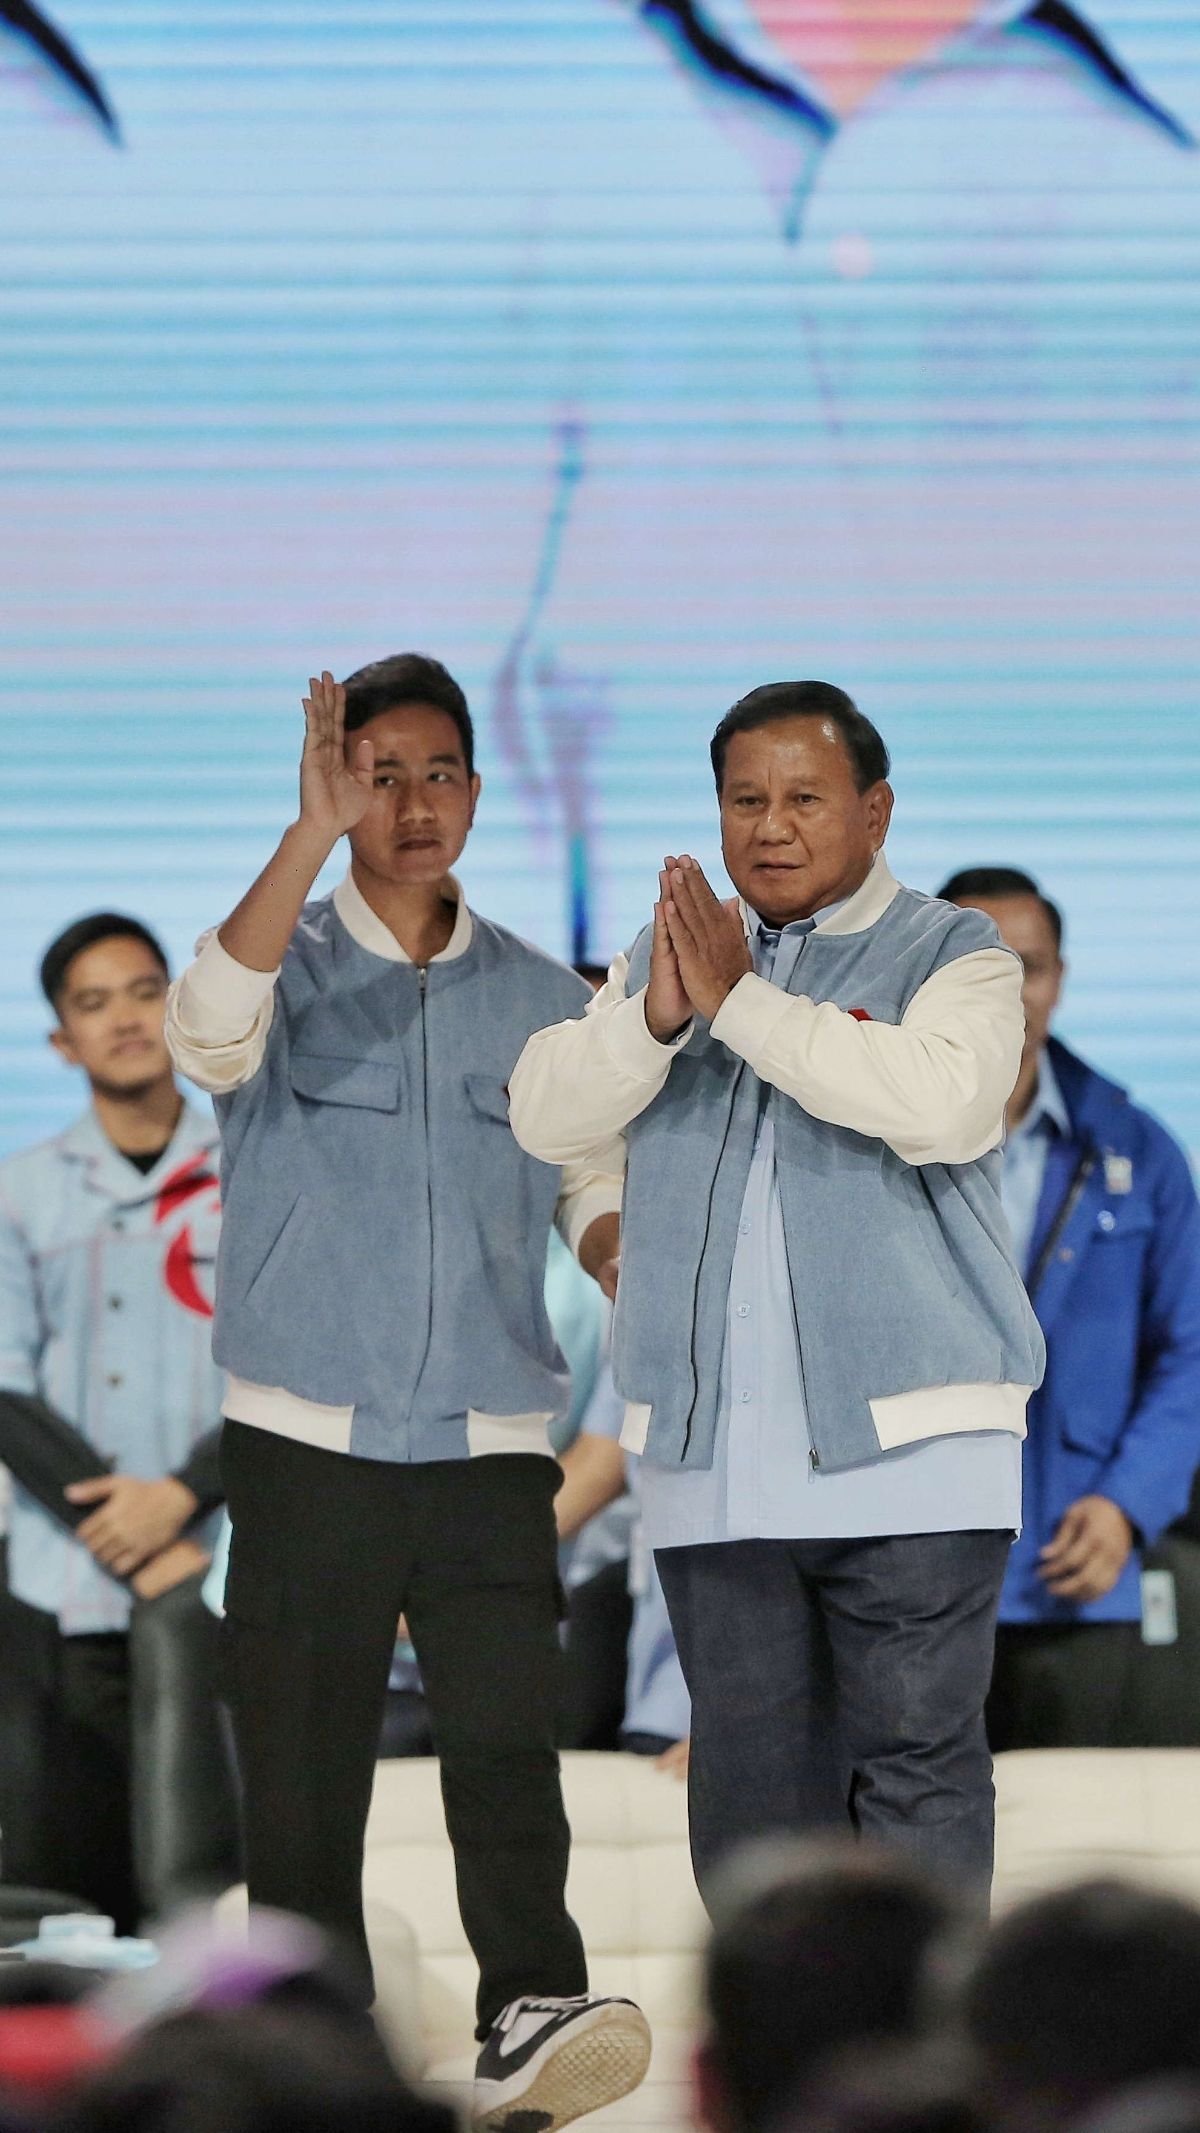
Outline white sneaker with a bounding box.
[472,1993,652,2133]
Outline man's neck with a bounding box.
[351,860,458,965]
[1005,1049,1043,1133]
[741,0,983,118]
[94,1076,184,1159]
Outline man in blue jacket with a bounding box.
[941,867,1200,1748]
[166,655,648,2133]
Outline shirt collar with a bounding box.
[332,868,474,966]
[1009,1049,1071,1144]
[58,1097,219,1202]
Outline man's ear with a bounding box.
[49,1025,78,1070]
[868,779,895,847]
[693,2037,733,2133]
[468,770,482,827]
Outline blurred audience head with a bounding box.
[695,1839,969,2133]
[51,2003,455,2133]
[1075,2082,1200,2133]
[962,1879,1200,2131]
[785,2043,991,2133]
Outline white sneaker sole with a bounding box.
[473,2002,653,2133]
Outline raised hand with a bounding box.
[645,858,695,1042]
[299,670,375,842]
[662,856,752,1023]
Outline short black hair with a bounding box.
[963,1879,1200,2122]
[710,681,890,794]
[937,865,1064,954]
[342,652,474,776]
[703,1841,963,2133]
[40,913,169,1011]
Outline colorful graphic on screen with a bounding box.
[0,2,1197,1151]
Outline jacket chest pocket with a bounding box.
[288,1051,404,1112]
[463,1073,512,1125]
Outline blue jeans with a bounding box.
[656,1529,1011,1900]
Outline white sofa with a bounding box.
[363,1750,705,2077]
[224,1747,1200,2078]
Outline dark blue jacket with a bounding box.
[1001,1037,1200,1623]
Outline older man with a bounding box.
[510,681,1044,1893]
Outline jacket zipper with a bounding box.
[774,1103,819,1468]
[1026,1143,1096,1302]
[408,964,436,1408]
[770,932,819,1468]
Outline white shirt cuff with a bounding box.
[177,930,280,1042]
[602,988,692,1080]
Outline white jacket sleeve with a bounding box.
[553,1154,626,1258]
[508,953,691,1166]
[164,931,278,1094]
[708,946,1023,1165]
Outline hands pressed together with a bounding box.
[644,855,752,1043]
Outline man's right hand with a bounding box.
[217,669,375,975]
[645,860,694,1043]
[299,670,375,841]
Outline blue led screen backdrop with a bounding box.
[0,3,1197,1151]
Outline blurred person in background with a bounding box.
[556,1348,690,1768]
[0,914,226,1929]
[961,1879,1200,2132]
[693,1842,967,2133]
[52,2006,454,2133]
[941,869,1200,1749]
[775,2045,991,2133]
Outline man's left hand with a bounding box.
[66,1474,199,1579]
[662,856,752,1022]
[1038,1494,1134,1601]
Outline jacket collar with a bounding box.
[734,851,900,940]
[332,869,474,965]
[1043,1033,1131,1146]
[814,851,901,936]
[58,1097,219,1206]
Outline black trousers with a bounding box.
[560,1558,634,1751]
[987,1620,1142,1751]
[0,1601,138,1933]
[219,1422,588,2035]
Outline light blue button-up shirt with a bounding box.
[0,1103,224,1632]
[1000,1050,1072,1278]
[575,1354,691,1742]
[638,914,1023,1550]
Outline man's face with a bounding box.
[346,701,481,888]
[719,715,892,923]
[953,892,1064,1069]
[50,936,172,1095]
